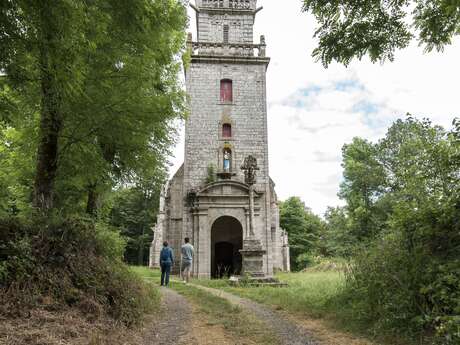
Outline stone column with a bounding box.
[149,241,155,268]
[198,211,210,278]
[149,225,162,269]
[282,230,291,272]
[245,209,250,238]
[192,209,199,277]
[248,185,255,236]
[240,156,266,279]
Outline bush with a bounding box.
[0,216,158,326]
[341,231,460,344]
[294,253,317,269]
[302,256,348,272]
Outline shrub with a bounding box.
[295,253,319,269]
[342,231,460,344]
[0,215,158,326]
[303,256,348,272]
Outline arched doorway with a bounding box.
[211,216,243,278]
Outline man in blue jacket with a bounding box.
[160,241,174,286]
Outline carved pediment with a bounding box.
[198,180,262,198]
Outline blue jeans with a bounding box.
[161,262,172,286]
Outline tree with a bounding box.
[109,186,159,265]
[279,197,325,270]
[339,137,388,241]
[0,81,37,217]
[0,0,187,212]
[339,117,460,341]
[302,0,460,67]
[323,206,353,257]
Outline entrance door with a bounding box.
[211,216,243,278]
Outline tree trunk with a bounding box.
[33,43,62,211]
[32,2,63,211]
[86,184,99,216]
[138,226,145,266]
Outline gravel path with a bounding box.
[190,284,320,345]
[144,287,193,345]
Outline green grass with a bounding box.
[129,266,161,282]
[194,271,344,318]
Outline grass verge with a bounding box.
[194,271,344,318]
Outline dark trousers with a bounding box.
[161,262,172,286]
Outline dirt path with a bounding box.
[146,286,245,345]
[190,284,320,345]
[144,287,193,345]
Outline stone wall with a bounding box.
[184,61,269,190]
[165,166,185,273]
[196,11,255,44]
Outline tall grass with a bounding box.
[220,272,344,318]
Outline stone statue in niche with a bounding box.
[223,149,231,172]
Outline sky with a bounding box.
[168,0,460,216]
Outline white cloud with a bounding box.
[168,1,460,216]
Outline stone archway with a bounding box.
[211,216,243,278]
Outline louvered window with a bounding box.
[223,25,229,44]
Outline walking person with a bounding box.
[181,237,194,284]
[160,241,174,287]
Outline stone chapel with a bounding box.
[149,0,290,278]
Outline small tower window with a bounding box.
[223,25,229,44]
[220,79,233,103]
[222,123,232,138]
[223,148,232,172]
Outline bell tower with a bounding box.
[184,0,268,194]
[155,0,290,279]
[192,0,259,44]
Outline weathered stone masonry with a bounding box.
[150,0,290,278]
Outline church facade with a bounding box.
[150,0,290,278]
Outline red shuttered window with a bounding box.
[220,79,233,103]
[222,123,232,138]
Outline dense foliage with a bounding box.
[281,117,459,343]
[279,197,326,271]
[109,187,159,266]
[0,0,186,214]
[0,0,188,325]
[333,117,459,343]
[0,216,158,326]
[302,0,460,66]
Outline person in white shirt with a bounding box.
[181,237,194,284]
